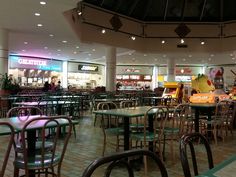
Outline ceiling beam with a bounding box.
[128,0,140,16]
[163,0,169,21]
[142,0,153,20]
[114,0,124,11]
[181,0,186,21]
[200,0,207,21]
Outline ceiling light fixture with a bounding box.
[161,40,165,44]
[101,29,106,34]
[40,1,46,5]
[57,49,61,52]
[62,40,67,43]
[73,51,77,54]
[37,24,43,27]
[49,34,54,37]
[76,46,80,49]
[78,11,82,16]
[131,36,136,40]
[34,13,40,16]
[92,49,96,52]
[24,42,28,44]
[200,40,205,45]
[232,57,235,60]
[181,69,184,73]
[180,39,185,44]
[44,47,48,50]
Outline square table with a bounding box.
[197,155,236,177]
[93,106,172,151]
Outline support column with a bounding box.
[106,46,116,91]
[62,61,68,88]
[167,58,175,82]
[0,28,9,75]
[152,65,158,89]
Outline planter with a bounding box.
[0,90,11,96]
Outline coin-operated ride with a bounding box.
[190,74,229,103]
[162,82,181,98]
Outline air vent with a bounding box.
[177,44,188,48]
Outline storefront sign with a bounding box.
[78,65,98,71]
[124,68,140,73]
[10,55,62,71]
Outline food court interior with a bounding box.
[1,0,236,177]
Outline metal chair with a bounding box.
[13,116,72,177]
[7,106,43,118]
[82,149,168,177]
[0,122,15,177]
[179,132,214,177]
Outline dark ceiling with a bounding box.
[82,0,236,22]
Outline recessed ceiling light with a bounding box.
[92,49,96,52]
[208,58,211,61]
[49,34,54,37]
[62,40,67,43]
[131,36,136,40]
[34,13,40,16]
[101,29,106,34]
[161,40,165,44]
[132,58,135,60]
[24,42,28,44]
[78,11,82,16]
[230,53,234,57]
[162,54,166,58]
[57,49,61,52]
[232,57,235,60]
[188,55,192,58]
[128,53,132,55]
[44,47,48,50]
[40,1,46,5]
[88,53,91,56]
[180,39,185,44]
[76,46,79,49]
[22,49,26,52]
[37,24,43,27]
[210,54,214,57]
[154,58,158,61]
[201,41,205,45]
[182,58,186,61]
[73,51,77,54]
[144,54,147,57]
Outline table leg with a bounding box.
[123,116,130,151]
[148,115,154,151]
[27,130,36,177]
[194,108,200,133]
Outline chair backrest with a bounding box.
[179,132,214,177]
[215,99,233,119]
[120,100,136,108]
[0,122,15,177]
[82,149,168,177]
[6,106,43,118]
[96,101,118,110]
[18,115,72,175]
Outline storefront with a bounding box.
[157,66,203,87]
[9,55,63,87]
[116,65,153,90]
[67,62,105,89]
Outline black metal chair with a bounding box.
[0,122,15,177]
[82,149,168,177]
[13,116,72,177]
[7,106,43,118]
[179,132,214,177]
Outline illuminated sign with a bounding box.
[124,68,140,73]
[18,59,47,66]
[10,55,62,71]
[78,65,98,71]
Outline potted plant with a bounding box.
[0,73,20,95]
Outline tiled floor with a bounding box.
[2,111,236,177]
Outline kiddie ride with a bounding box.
[162,82,181,98]
[189,74,229,103]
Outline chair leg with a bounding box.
[13,167,19,177]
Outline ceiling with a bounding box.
[83,0,236,22]
[1,0,236,66]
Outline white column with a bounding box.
[152,65,158,89]
[106,46,116,91]
[167,58,175,82]
[62,61,68,88]
[0,28,9,75]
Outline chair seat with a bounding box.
[131,132,158,142]
[15,141,54,153]
[163,127,180,134]
[14,153,61,169]
[106,127,124,135]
